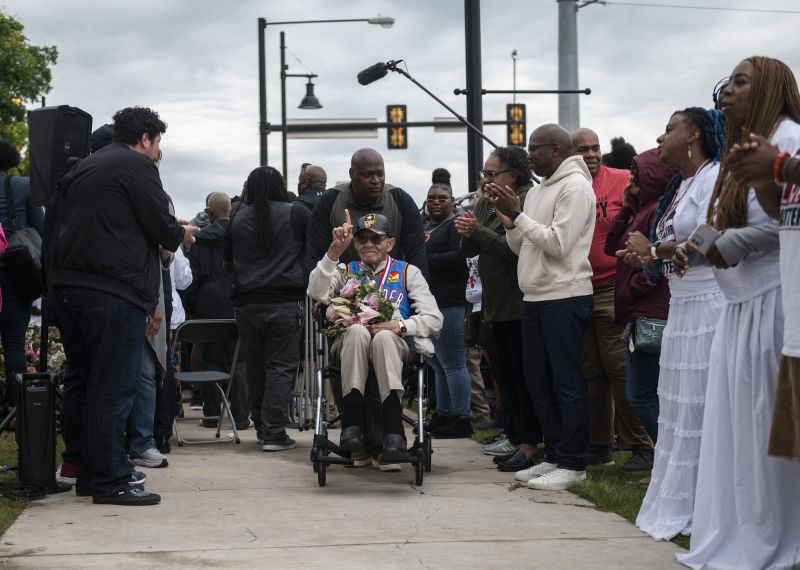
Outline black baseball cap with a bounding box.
[354,213,391,236]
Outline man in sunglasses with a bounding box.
[308,212,442,464]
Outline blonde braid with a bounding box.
[708,56,800,230]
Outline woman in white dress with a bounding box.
[678,56,800,570]
[622,107,726,540]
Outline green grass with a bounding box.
[568,451,690,550]
[471,427,499,445]
[0,431,65,539]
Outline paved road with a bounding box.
[0,418,683,569]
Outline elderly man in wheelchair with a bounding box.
[307,211,442,464]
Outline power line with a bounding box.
[596,1,800,14]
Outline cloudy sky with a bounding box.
[6,0,800,217]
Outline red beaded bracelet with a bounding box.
[774,151,790,183]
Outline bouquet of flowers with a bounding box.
[323,268,396,338]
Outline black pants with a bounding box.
[0,270,32,407]
[490,320,543,446]
[522,296,593,471]
[234,301,303,440]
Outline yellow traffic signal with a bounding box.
[386,104,408,149]
[506,103,526,147]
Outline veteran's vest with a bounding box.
[347,256,412,319]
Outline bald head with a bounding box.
[528,124,574,178]
[571,128,602,177]
[305,165,327,187]
[207,191,231,220]
[349,148,386,204]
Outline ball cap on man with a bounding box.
[355,213,391,237]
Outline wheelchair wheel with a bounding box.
[424,437,432,472]
[415,456,424,486]
[317,460,327,487]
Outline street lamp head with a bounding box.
[298,79,322,109]
[367,16,395,28]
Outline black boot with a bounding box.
[431,416,472,439]
[381,392,407,462]
[340,390,366,453]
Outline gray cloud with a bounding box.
[6,0,800,217]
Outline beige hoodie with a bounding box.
[506,155,595,302]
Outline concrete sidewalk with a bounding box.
[0,419,683,569]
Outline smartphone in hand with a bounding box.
[688,223,721,255]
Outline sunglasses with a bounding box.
[354,234,388,245]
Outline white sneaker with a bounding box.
[527,468,586,490]
[371,456,402,472]
[130,447,168,468]
[514,461,557,482]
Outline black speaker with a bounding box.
[28,105,92,207]
[16,373,57,492]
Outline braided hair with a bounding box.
[244,166,291,256]
[707,56,800,230]
[647,107,725,279]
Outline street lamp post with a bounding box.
[257,16,395,172]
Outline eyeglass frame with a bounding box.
[354,233,389,245]
[527,142,559,154]
[478,169,511,180]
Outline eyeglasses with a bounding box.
[426,196,451,203]
[479,169,510,180]
[527,143,558,153]
[354,234,387,245]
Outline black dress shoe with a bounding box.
[492,452,516,465]
[339,426,365,453]
[431,417,472,439]
[497,449,537,472]
[382,433,408,463]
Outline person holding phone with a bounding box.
[619,107,725,541]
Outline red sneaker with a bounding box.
[57,461,79,485]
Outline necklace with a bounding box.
[425,215,453,241]
[656,160,711,240]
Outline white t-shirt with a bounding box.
[655,161,719,296]
[775,118,800,356]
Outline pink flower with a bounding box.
[340,278,359,298]
[357,305,379,324]
[361,293,379,309]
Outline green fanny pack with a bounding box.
[632,318,667,354]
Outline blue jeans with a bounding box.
[625,348,660,443]
[0,270,32,406]
[522,296,593,471]
[234,302,302,440]
[56,287,145,494]
[127,342,158,455]
[427,305,471,417]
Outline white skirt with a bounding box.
[636,289,724,540]
[678,287,800,570]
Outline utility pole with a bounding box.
[558,0,579,131]
[464,0,484,196]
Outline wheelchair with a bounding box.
[304,305,433,487]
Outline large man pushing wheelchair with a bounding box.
[308,211,443,463]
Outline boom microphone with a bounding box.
[357,62,389,86]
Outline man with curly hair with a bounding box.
[50,107,198,506]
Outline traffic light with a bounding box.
[386,104,408,149]
[506,103,526,147]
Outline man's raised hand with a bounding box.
[327,208,354,261]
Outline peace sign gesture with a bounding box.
[327,208,354,261]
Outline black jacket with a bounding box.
[306,184,428,277]
[425,217,467,307]
[186,219,234,319]
[50,143,184,312]
[224,201,309,305]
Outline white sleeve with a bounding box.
[403,265,443,338]
[171,247,193,291]
[307,255,345,304]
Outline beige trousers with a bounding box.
[340,324,410,402]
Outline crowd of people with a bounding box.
[0,54,798,569]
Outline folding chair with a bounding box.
[171,319,242,445]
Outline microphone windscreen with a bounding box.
[357,63,388,86]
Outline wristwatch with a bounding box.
[398,322,407,337]
[510,210,522,221]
